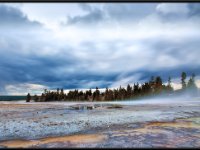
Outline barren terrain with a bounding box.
[1,97,200,148]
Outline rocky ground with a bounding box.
[0,97,200,148]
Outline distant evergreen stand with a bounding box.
[29,71,199,102]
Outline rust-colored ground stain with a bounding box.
[0,104,48,108]
[0,134,108,148]
[146,120,200,129]
[101,118,200,148]
[135,120,200,147]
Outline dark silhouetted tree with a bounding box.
[155,76,162,94]
[26,93,31,102]
[187,73,196,88]
[166,76,173,93]
[33,94,39,102]
[181,72,187,90]
[126,84,132,99]
[93,87,100,101]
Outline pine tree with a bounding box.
[26,93,31,102]
[60,88,64,100]
[187,73,197,89]
[167,76,173,92]
[149,76,155,94]
[181,72,187,90]
[33,94,39,102]
[126,84,132,99]
[155,76,163,94]
[105,87,109,100]
[93,87,100,101]
[168,76,171,88]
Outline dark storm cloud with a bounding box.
[66,8,104,25]
[103,3,157,22]
[0,34,118,91]
[138,66,200,83]
[0,4,41,27]
[0,48,76,83]
[157,11,188,22]
[48,73,118,89]
[156,3,200,22]
[65,3,200,26]
[188,3,200,16]
[65,3,157,25]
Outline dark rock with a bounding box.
[87,106,93,110]
[107,104,123,109]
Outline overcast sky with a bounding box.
[0,3,200,95]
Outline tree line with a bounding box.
[26,72,198,102]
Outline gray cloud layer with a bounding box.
[0,4,41,28]
[0,3,200,95]
[65,3,200,26]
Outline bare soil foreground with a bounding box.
[1,97,200,148]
